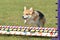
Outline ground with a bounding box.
[0,0,57,40]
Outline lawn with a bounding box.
[0,0,57,40]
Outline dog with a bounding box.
[22,6,46,27]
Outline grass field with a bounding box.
[0,0,57,40]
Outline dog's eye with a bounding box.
[26,14,29,15]
[32,13,34,14]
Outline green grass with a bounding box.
[0,0,57,40]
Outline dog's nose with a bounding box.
[22,16,27,19]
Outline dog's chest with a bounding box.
[28,17,39,24]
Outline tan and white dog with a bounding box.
[22,6,46,27]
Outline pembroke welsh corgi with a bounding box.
[22,6,46,27]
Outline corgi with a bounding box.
[22,6,46,27]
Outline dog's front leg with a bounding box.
[24,20,27,24]
[36,21,41,27]
[37,24,40,27]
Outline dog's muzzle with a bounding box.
[22,16,28,20]
[22,15,31,24]
[22,15,31,20]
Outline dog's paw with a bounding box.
[24,20,27,24]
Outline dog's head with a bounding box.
[22,6,34,23]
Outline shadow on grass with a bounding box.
[0,34,55,38]
[0,34,57,40]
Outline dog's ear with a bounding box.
[24,6,26,11]
[29,7,34,14]
[29,7,33,11]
